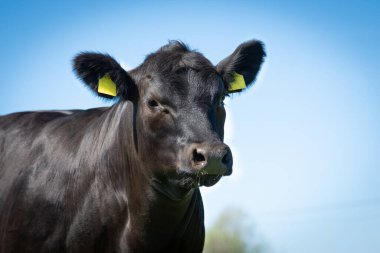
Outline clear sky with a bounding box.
[1,1,379,252]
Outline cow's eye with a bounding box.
[148,99,159,108]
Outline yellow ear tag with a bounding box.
[98,75,117,97]
[228,72,246,93]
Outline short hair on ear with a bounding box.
[217,40,266,90]
[73,52,135,99]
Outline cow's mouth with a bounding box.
[175,170,225,189]
[191,168,224,187]
[198,174,222,187]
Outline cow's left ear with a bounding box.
[216,40,265,92]
[73,52,135,100]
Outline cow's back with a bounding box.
[0,108,116,253]
[0,110,83,196]
[0,110,75,196]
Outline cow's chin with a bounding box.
[151,172,223,202]
[198,174,223,187]
[174,171,223,189]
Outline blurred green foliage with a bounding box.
[204,208,269,253]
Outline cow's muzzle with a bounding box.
[189,142,233,178]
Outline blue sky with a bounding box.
[1,1,379,252]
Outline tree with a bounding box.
[204,207,270,253]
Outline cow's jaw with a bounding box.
[151,176,195,200]
[197,173,223,187]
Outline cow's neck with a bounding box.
[86,101,151,229]
[149,177,196,231]
[143,177,197,249]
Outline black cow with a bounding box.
[0,40,265,253]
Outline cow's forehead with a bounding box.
[139,42,224,101]
[145,67,223,105]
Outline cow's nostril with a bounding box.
[222,152,230,165]
[192,149,206,165]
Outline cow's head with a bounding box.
[73,40,265,194]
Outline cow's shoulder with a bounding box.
[0,107,108,131]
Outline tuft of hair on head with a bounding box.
[159,40,190,53]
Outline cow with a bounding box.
[0,40,265,253]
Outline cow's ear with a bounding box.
[216,40,265,92]
[73,52,135,100]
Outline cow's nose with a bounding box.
[190,143,233,176]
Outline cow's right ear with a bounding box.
[216,40,265,92]
[73,52,135,100]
